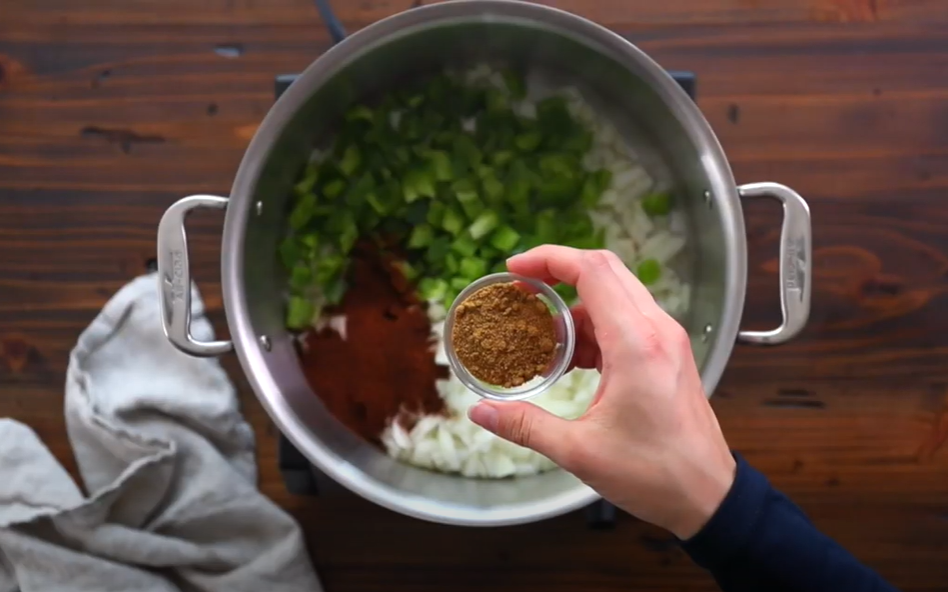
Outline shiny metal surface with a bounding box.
[156,0,811,526]
[156,194,233,357]
[737,183,812,344]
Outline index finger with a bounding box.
[507,245,644,335]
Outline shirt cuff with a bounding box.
[680,452,771,570]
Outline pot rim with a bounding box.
[221,0,746,526]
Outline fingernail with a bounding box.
[468,403,499,432]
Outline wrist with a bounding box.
[670,451,737,540]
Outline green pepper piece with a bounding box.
[324,276,347,305]
[365,192,387,216]
[432,130,456,149]
[396,260,421,282]
[514,131,542,152]
[425,236,451,266]
[279,237,301,270]
[442,206,465,236]
[408,224,434,249]
[313,254,343,284]
[418,277,448,301]
[469,210,499,240]
[289,264,312,292]
[338,144,362,176]
[445,252,459,274]
[451,233,477,258]
[345,174,374,209]
[536,96,574,136]
[537,175,581,205]
[490,150,515,167]
[501,69,527,100]
[490,226,521,252]
[443,288,459,310]
[453,179,483,219]
[336,216,359,253]
[642,192,673,216]
[286,297,315,329]
[506,160,533,209]
[362,209,381,231]
[481,170,504,205]
[459,257,487,280]
[579,175,600,209]
[289,193,317,230]
[485,88,508,114]
[403,166,437,203]
[479,244,499,260]
[345,105,374,123]
[580,168,613,209]
[323,179,346,199]
[405,200,429,225]
[452,135,482,171]
[560,129,593,155]
[300,233,319,251]
[294,163,319,196]
[535,209,557,244]
[427,200,446,227]
[636,258,662,285]
[561,208,595,241]
[593,169,613,192]
[394,145,411,164]
[538,153,581,177]
[565,234,603,250]
[427,150,453,182]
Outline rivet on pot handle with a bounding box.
[736,183,811,345]
[156,195,233,357]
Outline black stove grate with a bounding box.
[273,68,697,530]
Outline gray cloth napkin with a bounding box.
[0,274,322,592]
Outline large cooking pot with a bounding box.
[156,0,811,526]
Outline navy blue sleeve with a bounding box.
[681,454,900,592]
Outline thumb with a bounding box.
[468,401,574,462]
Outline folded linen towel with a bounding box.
[0,274,322,592]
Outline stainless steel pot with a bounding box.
[156,0,811,526]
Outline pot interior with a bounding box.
[231,4,739,525]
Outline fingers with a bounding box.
[507,246,644,336]
[600,251,666,319]
[509,246,661,316]
[569,303,602,371]
[469,401,576,464]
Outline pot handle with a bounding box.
[736,183,811,345]
[156,195,234,357]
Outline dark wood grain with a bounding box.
[3,1,948,591]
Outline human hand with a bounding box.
[467,246,736,539]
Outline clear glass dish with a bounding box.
[443,272,576,402]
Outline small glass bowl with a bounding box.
[443,272,576,402]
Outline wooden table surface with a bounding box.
[3,0,948,590]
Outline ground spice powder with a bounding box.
[298,241,446,444]
[451,282,558,388]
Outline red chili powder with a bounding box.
[298,241,447,444]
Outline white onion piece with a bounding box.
[326,315,347,340]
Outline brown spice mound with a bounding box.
[451,282,558,388]
[298,241,447,444]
